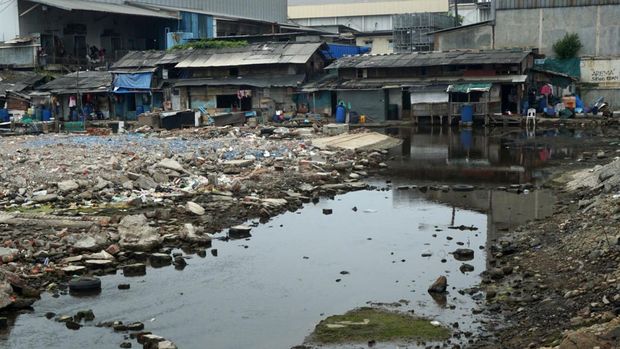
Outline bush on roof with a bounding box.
[170,39,248,50]
[552,33,583,59]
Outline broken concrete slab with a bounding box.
[156,159,185,173]
[312,132,402,151]
[118,215,162,251]
[185,201,205,216]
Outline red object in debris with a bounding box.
[105,244,121,255]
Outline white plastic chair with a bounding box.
[526,108,536,126]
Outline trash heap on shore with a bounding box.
[0,126,395,315]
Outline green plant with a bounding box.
[445,12,463,26]
[170,39,248,50]
[552,33,583,59]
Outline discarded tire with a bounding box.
[68,277,101,292]
[452,184,475,192]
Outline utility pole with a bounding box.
[454,0,460,27]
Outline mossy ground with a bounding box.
[310,307,450,345]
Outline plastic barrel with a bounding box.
[0,109,9,122]
[42,109,52,121]
[461,104,474,123]
[335,105,346,123]
[136,105,145,116]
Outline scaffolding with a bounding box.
[392,13,454,53]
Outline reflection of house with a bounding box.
[323,50,533,123]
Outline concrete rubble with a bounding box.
[478,157,620,348]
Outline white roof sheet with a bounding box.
[28,0,179,19]
[175,42,324,68]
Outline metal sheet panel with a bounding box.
[93,0,287,23]
[175,42,323,68]
[28,0,179,18]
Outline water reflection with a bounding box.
[387,126,602,184]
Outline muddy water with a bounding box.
[1,125,584,349]
[387,126,609,183]
[0,185,555,349]
[2,186,496,348]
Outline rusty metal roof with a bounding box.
[37,71,112,94]
[112,51,192,70]
[175,42,325,68]
[326,50,532,70]
[175,74,306,88]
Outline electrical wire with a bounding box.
[0,0,17,15]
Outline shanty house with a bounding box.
[36,71,112,122]
[172,42,329,119]
[110,50,191,119]
[324,49,534,123]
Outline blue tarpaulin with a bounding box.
[113,73,152,90]
[322,44,371,60]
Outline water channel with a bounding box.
[1,126,609,349]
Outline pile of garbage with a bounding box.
[0,126,392,312]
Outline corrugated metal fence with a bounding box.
[93,0,288,23]
[496,0,620,9]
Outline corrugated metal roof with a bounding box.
[496,0,620,10]
[304,75,528,91]
[28,0,179,19]
[326,50,532,70]
[175,74,306,88]
[175,42,325,68]
[95,0,287,24]
[112,51,192,69]
[37,71,112,94]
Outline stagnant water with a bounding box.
[2,125,602,349]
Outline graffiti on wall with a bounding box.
[581,59,620,85]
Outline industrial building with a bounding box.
[0,0,287,69]
[431,0,620,109]
[288,0,449,54]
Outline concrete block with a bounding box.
[322,123,349,136]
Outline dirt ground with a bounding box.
[475,147,620,348]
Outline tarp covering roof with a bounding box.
[37,71,112,94]
[447,83,493,93]
[326,50,532,70]
[532,58,581,87]
[113,72,153,90]
[175,42,325,68]
[27,0,179,19]
[323,44,370,60]
[175,74,306,88]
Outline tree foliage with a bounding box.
[552,33,583,59]
[171,39,248,50]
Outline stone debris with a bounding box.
[118,215,162,251]
[0,127,390,316]
[185,201,205,216]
